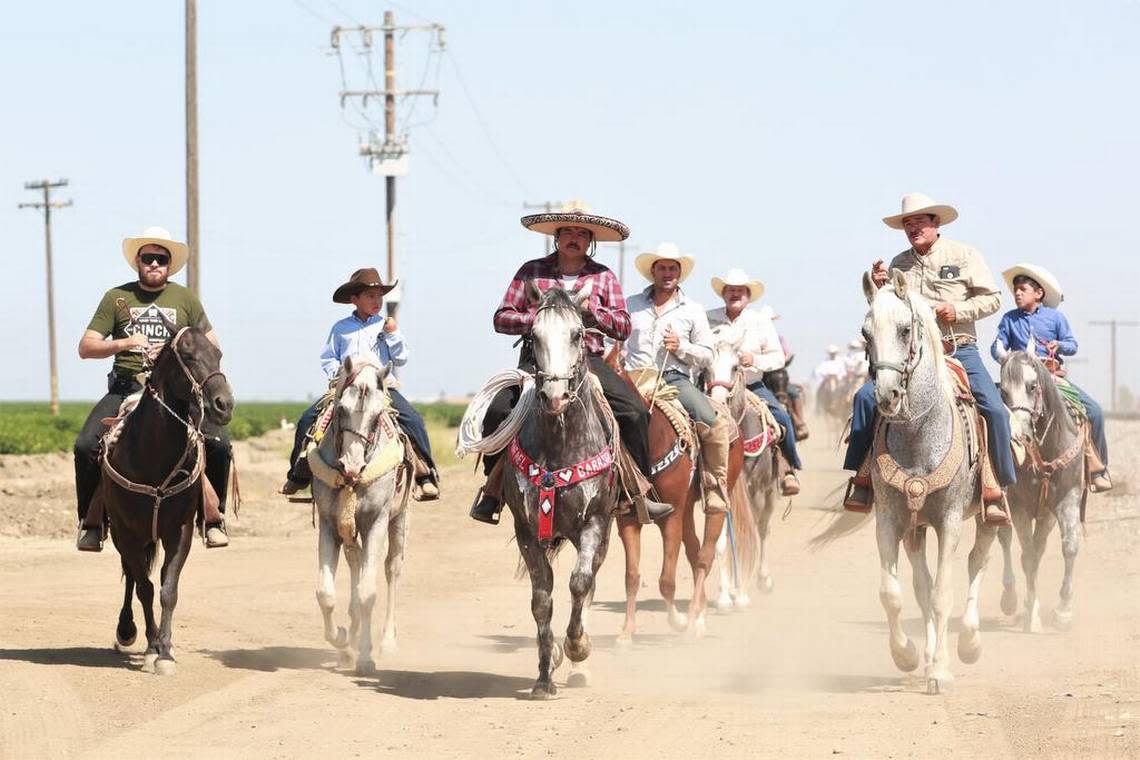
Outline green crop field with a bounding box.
[0,400,467,458]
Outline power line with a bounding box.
[291,0,335,24]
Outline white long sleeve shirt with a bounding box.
[319,313,408,381]
[625,287,714,382]
[706,305,784,386]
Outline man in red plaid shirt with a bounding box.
[469,205,673,525]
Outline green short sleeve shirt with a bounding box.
[86,282,212,379]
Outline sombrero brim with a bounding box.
[333,279,398,304]
[521,212,630,243]
[883,204,959,230]
[122,236,189,276]
[1002,264,1063,308]
[635,253,695,283]
[711,276,764,302]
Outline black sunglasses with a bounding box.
[140,253,170,266]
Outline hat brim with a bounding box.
[122,236,189,276]
[882,204,959,230]
[1002,265,1063,308]
[333,279,398,304]
[711,276,764,302]
[635,253,695,283]
[521,213,630,243]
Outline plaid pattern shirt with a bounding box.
[493,253,631,356]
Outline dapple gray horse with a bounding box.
[994,348,1085,632]
[310,354,409,676]
[862,270,999,694]
[504,284,619,699]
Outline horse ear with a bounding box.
[574,279,594,306]
[343,355,355,375]
[891,269,908,299]
[994,342,1010,365]
[604,340,622,370]
[525,280,542,306]
[156,308,178,338]
[861,270,877,304]
[376,361,392,388]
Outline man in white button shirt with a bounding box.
[706,268,801,495]
[625,243,731,513]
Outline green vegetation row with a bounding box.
[0,401,467,455]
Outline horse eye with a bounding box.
[572,329,582,342]
[898,325,911,338]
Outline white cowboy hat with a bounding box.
[882,192,959,230]
[635,242,695,283]
[520,201,630,243]
[1002,263,1063,308]
[827,344,840,355]
[848,337,866,350]
[121,226,189,275]
[711,267,765,302]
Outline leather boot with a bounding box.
[844,475,872,513]
[695,415,731,513]
[77,492,106,552]
[204,523,229,548]
[1090,471,1113,493]
[77,525,104,552]
[470,457,506,525]
[789,391,810,441]
[634,493,674,522]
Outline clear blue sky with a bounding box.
[2,0,1137,405]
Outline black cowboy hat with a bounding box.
[332,267,397,304]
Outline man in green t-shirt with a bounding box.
[74,226,231,551]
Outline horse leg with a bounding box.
[568,586,595,687]
[998,522,1018,616]
[516,528,556,700]
[687,509,726,639]
[877,514,919,673]
[714,521,734,611]
[565,514,609,687]
[380,507,408,654]
[130,550,160,673]
[616,517,642,644]
[351,519,385,677]
[1010,503,1039,632]
[1024,510,1055,633]
[152,520,194,676]
[926,520,962,694]
[315,519,351,665]
[1053,497,1080,630]
[114,557,138,651]
[755,482,777,595]
[343,543,364,655]
[659,506,689,632]
[959,517,998,665]
[903,526,935,673]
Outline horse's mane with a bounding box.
[1000,350,1077,435]
[876,282,954,402]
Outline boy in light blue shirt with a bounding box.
[281,268,439,499]
[991,264,1111,492]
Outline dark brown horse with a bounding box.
[606,347,743,641]
[98,325,233,675]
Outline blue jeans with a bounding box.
[287,389,435,485]
[1072,383,1108,470]
[844,344,1017,486]
[746,381,802,469]
[662,370,718,426]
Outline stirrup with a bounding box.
[842,478,872,513]
[469,490,502,525]
[203,521,229,548]
[76,525,106,553]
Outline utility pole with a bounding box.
[1090,320,1140,411]
[332,12,445,319]
[19,179,72,416]
[523,200,570,255]
[185,0,200,296]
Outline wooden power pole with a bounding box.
[19,179,72,416]
[523,200,569,255]
[185,0,200,296]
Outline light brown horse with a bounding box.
[606,346,743,642]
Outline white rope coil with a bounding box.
[456,368,536,458]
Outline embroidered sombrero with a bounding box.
[520,201,630,243]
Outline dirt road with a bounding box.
[1,420,1138,759]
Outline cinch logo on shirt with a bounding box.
[128,304,178,344]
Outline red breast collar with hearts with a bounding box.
[508,437,615,540]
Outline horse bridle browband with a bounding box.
[531,303,589,407]
[869,294,924,395]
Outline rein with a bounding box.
[870,294,925,397]
[1009,364,1082,518]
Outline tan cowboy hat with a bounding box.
[882,192,959,230]
[332,267,397,303]
[1002,263,1063,308]
[827,344,840,356]
[711,267,765,302]
[635,242,695,283]
[121,226,189,276]
[520,201,630,243]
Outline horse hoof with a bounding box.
[891,639,920,672]
[1025,616,1043,634]
[113,638,139,654]
[141,652,158,673]
[735,594,752,609]
[1000,585,1019,616]
[957,631,982,664]
[115,623,137,649]
[336,649,355,670]
[1051,610,1073,631]
[567,667,591,688]
[715,594,735,612]
[550,641,565,671]
[564,634,591,663]
[926,672,954,695]
[529,681,557,700]
[154,658,177,677]
[667,611,689,633]
[686,616,707,641]
[333,626,350,649]
[614,633,634,650]
[380,637,399,655]
[355,659,376,677]
[759,575,775,594]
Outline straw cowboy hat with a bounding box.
[882,192,959,230]
[121,226,189,276]
[332,267,397,304]
[711,267,765,302]
[827,344,840,356]
[520,201,630,243]
[635,242,695,283]
[1002,263,1063,308]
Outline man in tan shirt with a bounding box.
[843,193,1015,522]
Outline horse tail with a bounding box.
[144,542,159,578]
[514,538,566,581]
[728,476,759,585]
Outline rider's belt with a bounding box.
[941,335,976,353]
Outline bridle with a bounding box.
[531,302,589,410]
[148,327,228,430]
[868,293,925,408]
[331,364,388,467]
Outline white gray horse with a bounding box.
[309,354,410,675]
[706,328,774,609]
[862,270,999,694]
[994,348,1085,632]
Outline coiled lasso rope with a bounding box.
[456,368,536,458]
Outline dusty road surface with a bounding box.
[1,419,1138,759]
